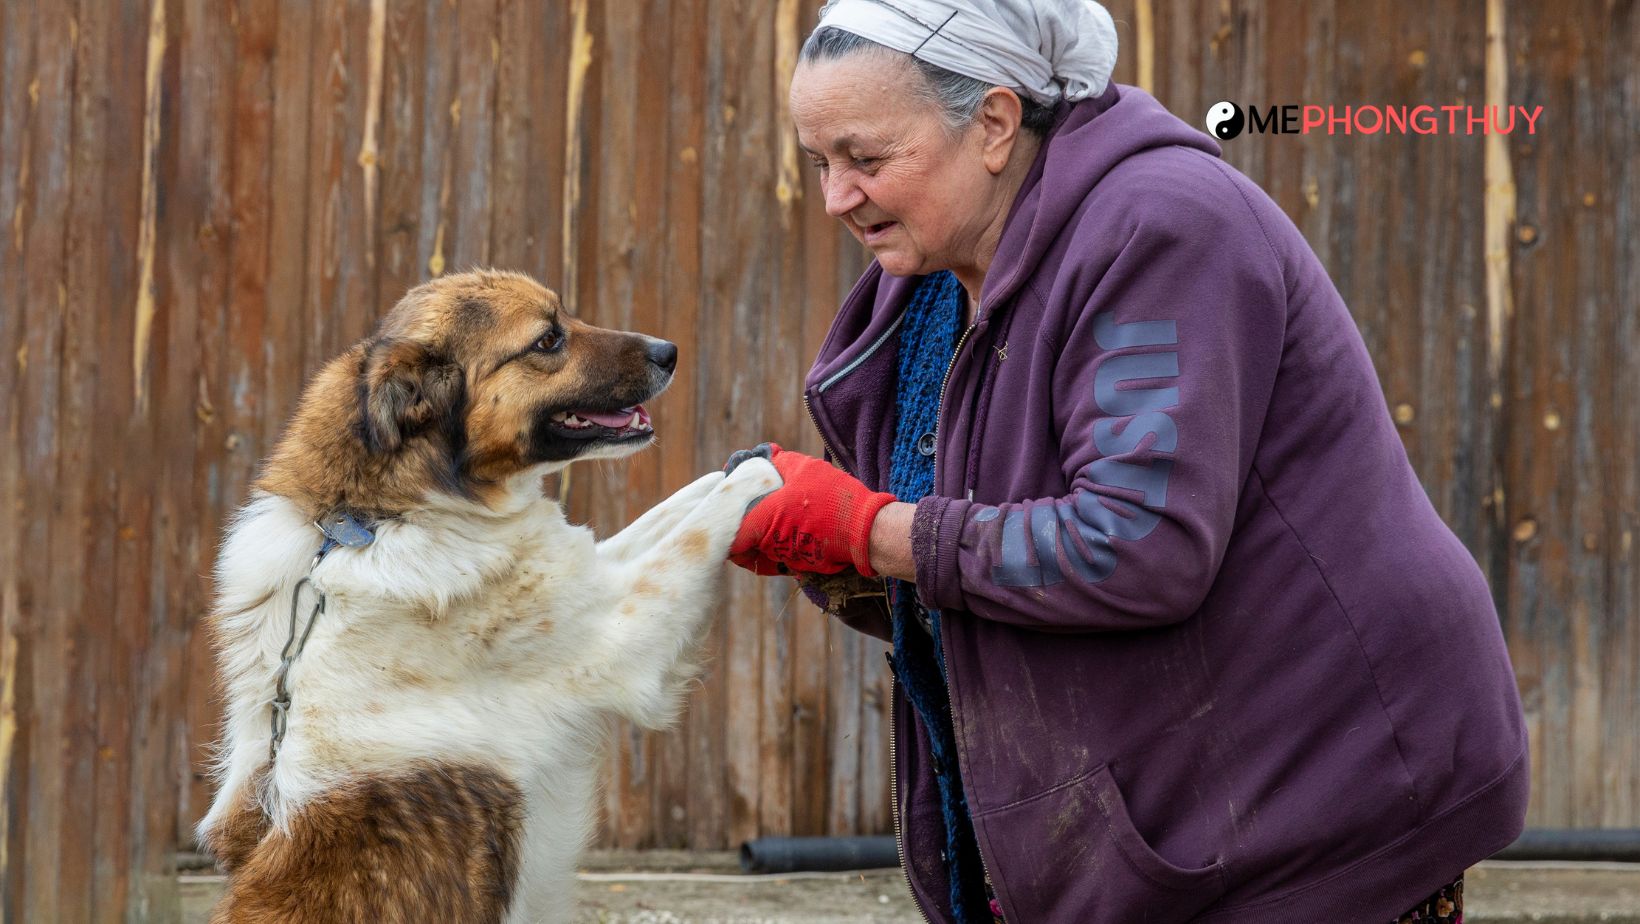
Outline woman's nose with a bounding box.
[821,174,866,219]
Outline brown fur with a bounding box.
[207,765,523,924]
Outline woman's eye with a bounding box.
[808,158,828,173]
[852,156,879,170]
[534,329,564,353]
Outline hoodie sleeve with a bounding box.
[910,193,1286,631]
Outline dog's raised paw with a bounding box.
[722,456,782,496]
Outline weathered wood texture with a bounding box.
[0,1,1633,918]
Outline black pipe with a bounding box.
[736,827,1640,875]
[739,836,900,873]
[1493,828,1640,863]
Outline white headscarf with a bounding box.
[815,0,1119,105]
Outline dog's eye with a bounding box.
[533,328,564,353]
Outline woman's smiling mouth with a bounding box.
[862,220,898,243]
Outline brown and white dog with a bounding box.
[198,270,779,922]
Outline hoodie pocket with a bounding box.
[973,764,1227,924]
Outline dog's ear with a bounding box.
[361,339,465,454]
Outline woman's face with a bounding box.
[790,54,1001,280]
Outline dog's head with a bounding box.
[262,270,676,513]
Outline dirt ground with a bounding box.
[178,850,1640,923]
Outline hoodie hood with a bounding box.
[979,83,1222,314]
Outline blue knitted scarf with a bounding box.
[885,271,990,922]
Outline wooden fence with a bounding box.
[0,0,1633,919]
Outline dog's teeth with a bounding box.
[552,411,569,422]
[628,411,641,429]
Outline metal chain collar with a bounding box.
[267,511,379,764]
[268,570,325,762]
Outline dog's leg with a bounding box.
[594,469,726,563]
[585,457,780,727]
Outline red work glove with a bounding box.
[723,443,897,577]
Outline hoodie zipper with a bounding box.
[806,305,910,473]
[802,392,841,468]
[932,311,1008,920]
[934,323,977,454]
[888,680,934,924]
[818,309,909,393]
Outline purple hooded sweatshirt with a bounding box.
[801,85,1528,923]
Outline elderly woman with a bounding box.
[723,2,1528,922]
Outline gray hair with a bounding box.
[799,26,1058,138]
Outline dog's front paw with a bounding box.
[721,455,782,502]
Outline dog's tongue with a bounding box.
[577,405,643,428]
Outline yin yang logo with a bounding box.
[1205,100,1244,140]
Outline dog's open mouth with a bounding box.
[547,405,653,439]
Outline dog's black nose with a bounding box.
[647,339,678,373]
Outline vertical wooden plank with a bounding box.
[415,0,458,284]
[555,0,601,569]
[63,0,136,912]
[589,0,649,847]
[1248,2,1307,230]
[105,0,180,916]
[621,0,678,848]
[752,2,798,842]
[450,0,499,272]
[719,0,780,848]
[1503,0,1638,828]
[1287,1,1338,260]
[519,0,570,285]
[857,638,891,834]
[15,0,77,913]
[0,0,35,911]
[1603,2,1640,827]
[49,0,105,913]
[310,0,376,360]
[556,0,595,315]
[133,0,191,913]
[757,574,797,839]
[1093,0,1139,90]
[262,0,314,442]
[376,0,429,308]
[1501,0,1561,826]
[301,0,341,362]
[171,0,238,854]
[826,627,862,836]
[71,0,152,915]
[347,0,385,332]
[1402,6,1493,553]
[487,0,532,273]
[681,0,732,850]
[214,0,275,773]
[657,0,716,850]
[158,0,209,863]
